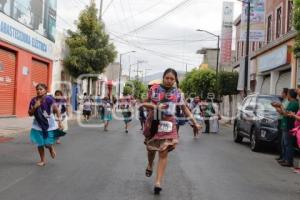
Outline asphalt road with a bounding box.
[0,119,299,200]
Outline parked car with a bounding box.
[233,94,281,152]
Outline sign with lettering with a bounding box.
[240,0,265,41]
[0,12,54,60]
[257,46,288,72]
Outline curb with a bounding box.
[0,118,78,138]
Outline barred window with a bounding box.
[287,0,294,32]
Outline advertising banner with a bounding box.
[240,0,265,42]
[0,0,57,42]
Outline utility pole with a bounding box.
[144,68,151,83]
[99,0,103,21]
[244,0,251,97]
[133,60,145,81]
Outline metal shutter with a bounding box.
[276,71,291,95]
[0,48,16,116]
[31,60,48,97]
[261,75,271,95]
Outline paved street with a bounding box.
[0,119,299,200]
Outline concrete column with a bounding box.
[291,53,297,88]
[270,71,280,95]
[255,75,264,94]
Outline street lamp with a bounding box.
[119,51,136,98]
[196,29,220,99]
[196,29,220,75]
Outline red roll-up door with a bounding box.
[31,60,48,97]
[0,48,16,116]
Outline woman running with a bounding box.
[28,83,63,166]
[142,68,201,195]
[54,90,68,144]
[139,100,147,130]
[103,96,113,131]
[121,96,133,133]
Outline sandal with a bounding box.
[145,169,153,177]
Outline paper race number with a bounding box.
[158,121,173,133]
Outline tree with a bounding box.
[123,84,133,96]
[217,71,239,96]
[217,71,239,123]
[123,80,146,100]
[64,1,117,92]
[180,68,216,99]
[294,0,300,54]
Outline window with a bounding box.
[287,0,294,32]
[267,15,272,43]
[276,7,282,38]
[237,41,240,60]
[252,42,255,52]
[241,42,244,57]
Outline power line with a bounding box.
[107,0,163,26]
[126,0,194,34]
[102,0,115,15]
[110,32,199,66]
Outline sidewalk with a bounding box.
[0,117,33,137]
[0,114,79,137]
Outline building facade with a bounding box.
[0,1,57,117]
[198,48,219,70]
[233,0,296,95]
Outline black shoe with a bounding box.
[125,130,128,133]
[280,161,293,167]
[145,169,153,177]
[154,186,162,195]
[275,157,282,161]
[277,159,285,164]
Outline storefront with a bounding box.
[255,45,293,95]
[0,12,54,117]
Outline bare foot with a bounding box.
[49,146,56,159]
[36,162,46,167]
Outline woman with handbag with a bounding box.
[142,68,201,195]
[28,83,63,167]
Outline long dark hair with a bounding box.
[163,68,179,87]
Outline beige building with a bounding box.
[233,0,298,95]
[197,48,219,70]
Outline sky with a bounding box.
[57,0,242,77]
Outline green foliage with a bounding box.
[64,2,117,78]
[123,80,146,100]
[217,71,239,96]
[123,84,133,96]
[294,0,300,53]
[180,68,216,99]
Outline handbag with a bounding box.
[143,109,159,139]
[54,129,67,138]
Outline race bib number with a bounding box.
[158,121,173,133]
